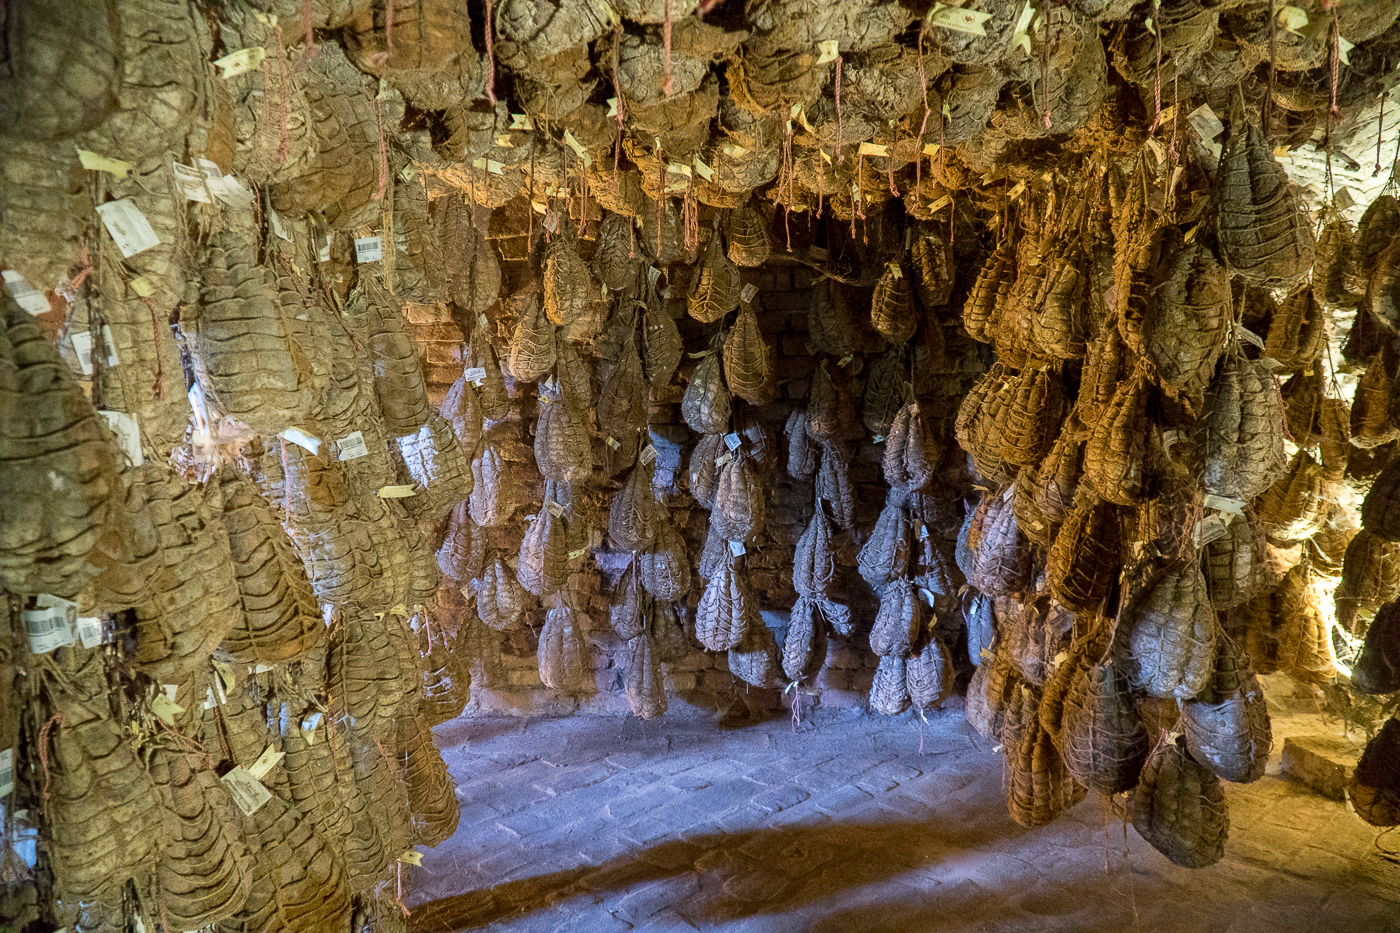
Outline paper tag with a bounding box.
[0,748,12,799]
[723,432,742,451]
[172,162,212,202]
[463,366,487,385]
[510,113,533,130]
[214,47,267,79]
[216,174,254,209]
[76,149,132,178]
[1203,494,1246,516]
[150,693,183,725]
[246,746,286,782]
[721,143,750,158]
[269,208,291,242]
[729,539,746,557]
[337,431,369,460]
[22,595,77,655]
[928,3,993,35]
[98,411,142,465]
[923,142,942,158]
[354,236,383,264]
[543,499,566,519]
[2,271,50,315]
[740,283,759,304]
[666,162,692,178]
[1277,4,1308,33]
[96,199,160,257]
[715,451,732,467]
[816,39,840,64]
[221,767,273,816]
[301,711,323,742]
[589,529,604,549]
[568,547,587,560]
[318,237,332,263]
[693,155,714,182]
[639,445,657,465]
[398,850,424,867]
[76,616,105,649]
[857,142,890,158]
[563,130,592,167]
[920,587,937,607]
[606,435,621,450]
[376,484,417,498]
[1235,323,1266,350]
[279,427,322,456]
[1197,515,1231,547]
[647,266,662,286]
[1188,104,1224,141]
[471,157,506,175]
[919,524,930,540]
[888,261,903,280]
[69,327,119,375]
[873,435,885,444]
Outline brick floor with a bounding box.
[406,704,1400,933]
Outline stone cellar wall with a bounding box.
[408,204,988,715]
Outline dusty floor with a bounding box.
[406,693,1400,933]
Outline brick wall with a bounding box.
[410,198,988,716]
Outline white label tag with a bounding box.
[278,427,322,456]
[2,271,50,315]
[172,162,212,202]
[568,547,587,560]
[920,587,936,607]
[69,327,119,375]
[928,3,993,35]
[1203,494,1246,516]
[269,208,291,242]
[858,142,890,158]
[354,236,383,264]
[96,199,160,257]
[1188,104,1224,141]
[216,174,255,209]
[76,616,104,649]
[376,484,417,498]
[0,748,12,799]
[647,266,662,286]
[724,433,742,451]
[246,745,285,781]
[214,46,266,79]
[919,524,930,540]
[23,596,78,655]
[510,113,533,130]
[816,39,840,64]
[740,283,759,304]
[301,711,323,743]
[639,445,657,465]
[399,850,424,866]
[337,430,369,460]
[563,130,592,166]
[221,767,273,816]
[195,159,230,197]
[729,539,746,557]
[545,499,565,517]
[463,366,487,385]
[589,529,604,549]
[607,436,621,450]
[150,691,184,724]
[693,155,714,182]
[1197,515,1231,547]
[318,237,331,262]
[98,410,142,465]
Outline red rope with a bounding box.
[141,295,167,400]
[384,0,395,57]
[296,0,317,70]
[1040,12,1052,130]
[38,711,67,822]
[1150,0,1163,132]
[274,30,291,164]
[484,0,497,104]
[612,29,624,184]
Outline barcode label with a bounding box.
[76,616,105,648]
[172,161,212,202]
[3,270,51,315]
[639,445,657,465]
[724,433,742,451]
[69,326,119,375]
[0,748,12,799]
[463,366,487,384]
[221,766,272,816]
[96,199,160,257]
[23,596,78,655]
[354,236,383,264]
[740,283,759,304]
[337,430,369,460]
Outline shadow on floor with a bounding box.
[405,807,1035,933]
